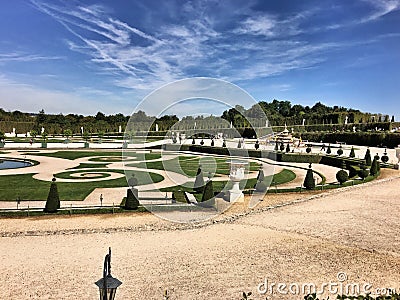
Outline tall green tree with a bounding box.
[64,129,72,140]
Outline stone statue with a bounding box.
[128,174,138,187]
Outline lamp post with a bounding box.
[95,248,122,300]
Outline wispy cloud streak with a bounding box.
[29,0,400,92]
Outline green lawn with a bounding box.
[68,162,110,169]
[128,156,261,177]
[268,169,296,186]
[27,150,161,161]
[160,169,296,196]
[0,171,163,201]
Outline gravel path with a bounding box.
[1,170,400,299]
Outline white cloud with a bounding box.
[26,0,398,108]
[234,15,277,36]
[361,0,400,22]
[325,0,400,30]
[0,52,63,63]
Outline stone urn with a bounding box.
[227,160,247,202]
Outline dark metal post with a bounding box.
[95,247,122,300]
[102,248,111,300]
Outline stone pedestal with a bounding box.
[227,160,247,203]
[227,189,244,203]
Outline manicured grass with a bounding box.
[27,150,161,161]
[88,156,131,162]
[128,155,260,177]
[160,168,297,196]
[0,171,164,201]
[27,150,124,160]
[68,162,110,169]
[55,169,114,179]
[268,169,296,186]
[0,206,148,218]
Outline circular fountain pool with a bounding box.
[0,158,33,170]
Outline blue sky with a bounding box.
[0,0,399,118]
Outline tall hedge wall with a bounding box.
[297,132,400,148]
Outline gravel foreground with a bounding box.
[1,170,400,299]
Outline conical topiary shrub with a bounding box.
[201,180,214,202]
[125,188,139,210]
[303,164,315,190]
[192,138,195,145]
[274,142,278,151]
[364,148,372,166]
[211,139,214,147]
[326,144,331,154]
[194,166,205,193]
[255,180,267,192]
[44,177,60,213]
[255,140,259,150]
[256,168,264,182]
[349,147,355,158]
[370,158,379,176]
[280,142,285,151]
[286,143,290,153]
[222,140,226,147]
[237,139,242,148]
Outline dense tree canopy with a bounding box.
[0,99,391,135]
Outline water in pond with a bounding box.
[0,159,32,170]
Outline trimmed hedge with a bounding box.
[44,177,60,213]
[297,132,400,148]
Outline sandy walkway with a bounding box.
[0,170,400,299]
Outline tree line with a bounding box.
[0,100,395,136]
